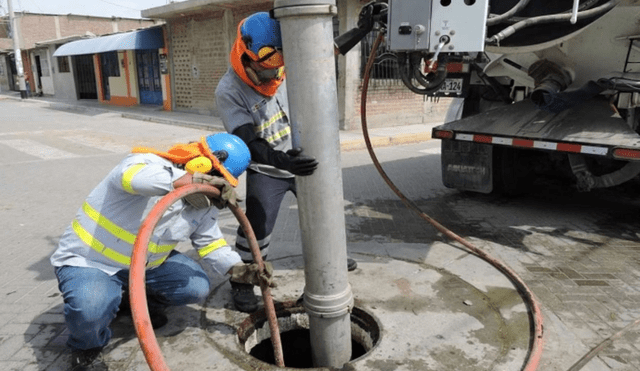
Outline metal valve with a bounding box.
[429,35,450,69]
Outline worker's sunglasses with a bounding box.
[255,46,284,69]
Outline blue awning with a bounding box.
[53,27,163,57]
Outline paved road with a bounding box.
[1,98,640,370]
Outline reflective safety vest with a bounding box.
[51,153,231,276]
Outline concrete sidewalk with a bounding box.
[0,92,436,151]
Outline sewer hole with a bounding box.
[238,303,381,369]
[250,328,367,368]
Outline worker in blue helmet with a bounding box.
[50,133,273,371]
[215,11,358,314]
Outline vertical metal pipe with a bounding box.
[273,1,353,368]
[7,0,27,98]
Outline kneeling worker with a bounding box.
[50,133,273,371]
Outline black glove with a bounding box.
[232,125,318,176]
[273,148,318,176]
[334,2,388,55]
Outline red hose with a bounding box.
[361,32,544,371]
[130,183,285,370]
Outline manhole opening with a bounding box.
[238,303,381,368]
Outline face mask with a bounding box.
[255,67,283,83]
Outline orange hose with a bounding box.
[361,32,544,371]
[130,183,284,370]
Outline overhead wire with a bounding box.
[96,0,142,12]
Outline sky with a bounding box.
[0,0,184,19]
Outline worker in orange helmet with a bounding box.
[215,12,357,314]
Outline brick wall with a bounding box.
[20,15,58,48]
[0,19,9,38]
[170,3,271,114]
[15,13,155,49]
[164,0,451,128]
[232,2,273,25]
[171,12,228,114]
[116,19,156,32]
[352,82,452,128]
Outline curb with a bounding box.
[120,113,226,132]
[340,131,433,152]
[2,94,434,150]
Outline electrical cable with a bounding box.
[129,183,285,370]
[567,317,640,371]
[487,0,619,44]
[487,0,532,26]
[397,52,447,95]
[361,31,544,371]
[504,0,601,24]
[97,0,142,12]
[597,77,640,92]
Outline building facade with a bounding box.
[51,26,170,109]
[0,12,158,99]
[142,0,450,130]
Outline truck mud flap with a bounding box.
[441,139,493,193]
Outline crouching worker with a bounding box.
[50,133,274,371]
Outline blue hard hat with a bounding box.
[240,12,282,56]
[204,133,251,179]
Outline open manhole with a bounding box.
[237,302,381,368]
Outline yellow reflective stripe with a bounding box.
[147,255,168,267]
[72,219,131,266]
[198,238,228,258]
[265,126,291,144]
[73,219,170,268]
[122,163,146,194]
[81,202,175,253]
[256,110,285,132]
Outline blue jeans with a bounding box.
[54,251,210,351]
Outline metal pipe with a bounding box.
[7,0,27,98]
[273,0,353,367]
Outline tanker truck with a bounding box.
[356,0,640,194]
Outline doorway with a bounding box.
[100,51,120,101]
[34,55,43,94]
[73,55,97,99]
[136,50,162,105]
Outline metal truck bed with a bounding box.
[433,98,640,156]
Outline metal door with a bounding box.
[100,51,120,101]
[136,50,162,105]
[73,55,97,99]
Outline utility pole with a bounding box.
[7,0,27,98]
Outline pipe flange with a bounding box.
[303,285,354,318]
[273,0,337,18]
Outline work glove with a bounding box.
[229,262,276,287]
[184,172,239,209]
[274,147,319,176]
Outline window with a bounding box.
[57,56,70,73]
[55,44,71,73]
[360,29,402,84]
[100,51,120,77]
